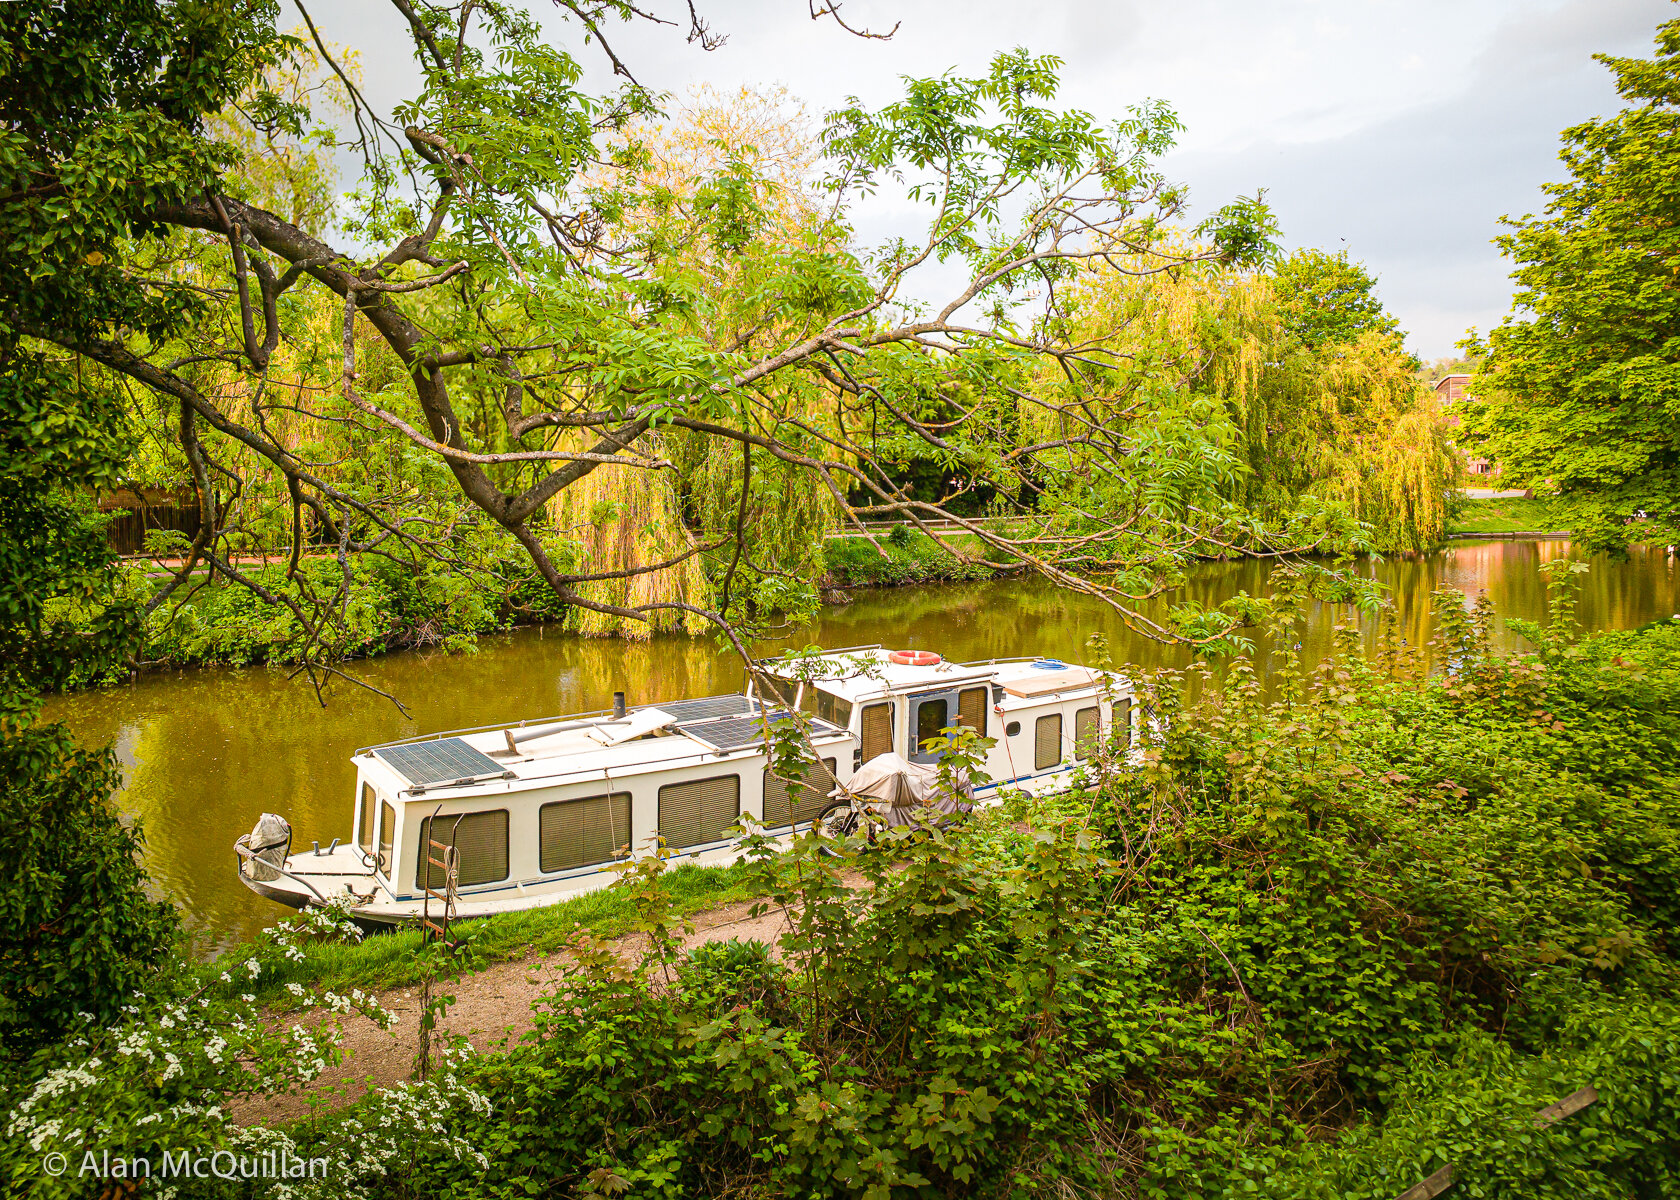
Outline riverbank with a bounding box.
[98,529,1004,684]
[102,524,1632,684]
[1448,496,1569,536]
[1447,495,1679,542]
[206,863,766,1010]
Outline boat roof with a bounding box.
[363,693,850,795]
[776,647,1129,704]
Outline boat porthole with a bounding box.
[1005,721,1021,737]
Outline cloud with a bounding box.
[1163,0,1671,355]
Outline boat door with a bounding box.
[907,689,960,764]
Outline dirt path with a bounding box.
[238,897,798,1126]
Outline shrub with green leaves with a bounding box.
[824,528,997,587]
[0,721,177,1058]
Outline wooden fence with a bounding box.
[1392,1086,1598,1200]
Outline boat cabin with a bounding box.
[348,693,856,914]
[749,646,1136,796]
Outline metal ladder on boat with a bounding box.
[420,811,462,949]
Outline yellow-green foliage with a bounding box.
[1057,246,1459,550]
[542,433,711,638]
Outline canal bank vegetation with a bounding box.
[7,568,1680,1198]
[199,862,769,1011]
[1448,496,1570,537]
[823,525,1005,588]
[1446,496,1677,544]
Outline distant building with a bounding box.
[1434,373,1499,478]
[1434,373,1471,406]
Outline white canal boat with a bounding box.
[235,646,1137,926]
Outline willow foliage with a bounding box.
[1058,249,1458,550]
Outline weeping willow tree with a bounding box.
[540,433,711,638]
[1053,245,1459,551]
[585,86,848,609]
[1301,333,1458,550]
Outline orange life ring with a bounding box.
[888,649,942,666]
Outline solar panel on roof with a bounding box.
[657,694,755,722]
[373,737,506,786]
[681,712,841,751]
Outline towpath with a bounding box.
[238,895,798,1127]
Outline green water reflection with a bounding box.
[42,540,1680,954]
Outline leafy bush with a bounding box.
[138,543,570,670]
[0,721,177,1057]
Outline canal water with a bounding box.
[43,539,1680,955]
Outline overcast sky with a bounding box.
[318,0,1673,359]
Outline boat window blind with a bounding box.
[763,757,838,827]
[957,687,988,736]
[1113,697,1132,742]
[539,792,631,873]
[1074,706,1099,761]
[416,803,507,887]
[1035,714,1062,770]
[861,702,893,761]
[359,783,375,849]
[658,774,741,849]
[416,810,510,889]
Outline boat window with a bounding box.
[1112,697,1132,742]
[416,810,510,889]
[378,800,395,875]
[359,783,375,849]
[539,792,631,873]
[1074,706,1100,761]
[861,702,893,761]
[758,675,800,708]
[957,687,988,737]
[763,757,838,828]
[1035,714,1062,770]
[658,774,741,849]
[1006,720,1021,737]
[799,686,854,729]
[915,698,949,754]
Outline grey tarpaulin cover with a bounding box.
[240,813,292,881]
[844,752,974,828]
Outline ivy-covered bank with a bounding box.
[823,525,1004,588]
[6,569,1679,1198]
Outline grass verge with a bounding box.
[1448,496,1568,535]
[206,862,767,1009]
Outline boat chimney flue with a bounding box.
[612,691,626,720]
